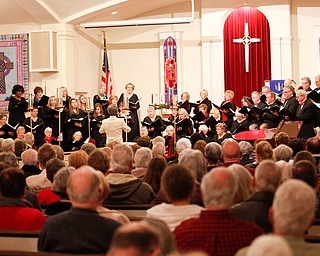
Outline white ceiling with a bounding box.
[0,0,191,26]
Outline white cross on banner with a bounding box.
[233,23,260,73]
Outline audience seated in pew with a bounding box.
[236,179,320,256]
[0,168,46,231]
[231,160,281,233]
[38,166,120,254]
[147,164,204,231]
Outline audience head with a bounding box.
[1,138,15,153]
[107,222,160,256]
[0,168,26,198]
[68,150,88,169]
[21,149,38,166]
[246,234,293,256]
[288,138,304,157]
[200,167,237,210]
[293,150,317,166]
[255,140,273,162]
[254,160,281,193]
[38,144,56,169]
[193,140,207,155]
[228,164,254,203]
[274,132,290,146]
[239,141,253,157]
[271,179,316,235]
[137,136,151,148]
[52,145,64,161]
[275,160,292,183]
[134,147,152,168]
[306,137,320,154]
[190,132,204,148]
[161,164,196,203]
[152,142,165,157]
[152,136,165,145]
[144,155,167,194]
[88,150,110,174]
[0,152,18,167]
[179,149,207,183]
[176,138,191,154]
[273,144,293,162]
[67,166,102,206]
[45,158,66,183]
[291,160,317,188]
[221,139,241,163]
[51,166,75,197]
[14,139,27,157]
[204,142,222,165]
[80,143,96,155]
[24,132,34,146]
[111,144,133,174]
[95,171,110,201]
[142,218,176,256]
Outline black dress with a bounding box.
[8,96,27,126]
[63,109,86,149]
[43,107,60,138]
[90,114,106,147]
[142,115,165,138]
[23,117,45,148]
[118,93,140,142]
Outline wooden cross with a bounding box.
[0,52,14,93]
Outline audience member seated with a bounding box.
[245,235,293,256]
[144,155,167,195]
[2,138,15,153]
[96,171,130,224]
[275,160,292,183]
[239,141,255,165]
[273,144,293,162]
[236,179,320,256]
[0,167,46,230]
[306,137,320,165]
[68,150,88,169]
[246,140,273,172]
[147,164,204,231]
[26,144,56,193]
[21,149,41,178]
[88,149,110,175]
[174,167,262,255]
[152,141,166,157]
[275,132,290,146]
[25,132,38,151]
[193,140,207,155]
[0,153,41,210]
[204,142,222,171]
[104,144,155,205]
[288,138,304,158]
[293,150,317,168]
[137,136,151,148]
[132,147,152,178]
[38,166,121,254]
[231,160,281,233]
[44,166,75,216]
[37,158,66,205]
[52,144,64,160]
[221,139,242,167]
[107,222,160,256]
[80,142,96,155]
[168,137,191,164]
[228,164,254,204]
[14,138,27,158]
[142,218,176,256]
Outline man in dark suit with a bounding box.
[262,92,281,128]
[282,85,299,120]
[251,91,266,109]
[301,76,313,92]
[296,89,317,138]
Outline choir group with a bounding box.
[2,76,320,153]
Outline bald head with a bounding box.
[67,166,102,206]
[221,139,241,163]
[201,167,237,210]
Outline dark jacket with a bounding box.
[230,191,274,233]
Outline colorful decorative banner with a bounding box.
[164,36,177,105]
[0,34,29,111]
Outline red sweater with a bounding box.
[37,189,61,205]
[0,207,45,230]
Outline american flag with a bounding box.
[101,33,113,97]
